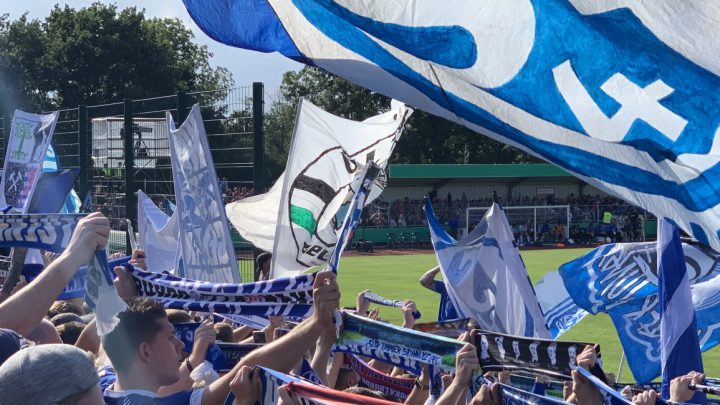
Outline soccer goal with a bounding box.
[465,205,570,244]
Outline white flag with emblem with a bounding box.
[228,100,411,278]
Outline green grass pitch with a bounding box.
[335,248,720,382]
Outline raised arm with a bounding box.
[419,266,441,291]
[0,213,109,336]
[201,271,340,405]
[435,343,478,405]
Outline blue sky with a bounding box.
[3,1,302,97]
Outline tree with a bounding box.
[0,3,232,112]
[262,66,538,184]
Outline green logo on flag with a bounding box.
[290,205,317,234]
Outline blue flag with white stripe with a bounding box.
[658,219,705,403]
[327,163,380,273]
[554,241,720,384]
[425,198,549,338]
[184,0,720,252]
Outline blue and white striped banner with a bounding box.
[0,214,84,253]
[131,267,316,318]
[658,220,705,403]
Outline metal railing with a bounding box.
[2,84,265,281]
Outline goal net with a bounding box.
[465,205,570,245]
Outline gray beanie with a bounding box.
[0,344,99,404]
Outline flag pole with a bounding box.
[617,351,626,382]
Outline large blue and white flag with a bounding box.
[185,1,720,252]
[556,241,720,383]
[227,100,410,278]
[167,105,239,283]
[425,198,549,338]
[137,191,179,274]
[658,220,705,403]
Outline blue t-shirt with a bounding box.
[99,365,204,405]
[434,281,459,321]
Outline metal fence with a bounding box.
[1,84,265,281]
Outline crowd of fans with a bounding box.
[0,212,706,404]
[365,193,639,227]
[361,193,650,246]
[220,178,254,205]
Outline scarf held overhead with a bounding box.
[475,330,599,380]
[334,311,464,375]
[131,267,316,318]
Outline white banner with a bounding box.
[426,199,550,338]
[0,110,58,213]
[258,100,410,278]
[167,105,239,283]
[137,190,179,274]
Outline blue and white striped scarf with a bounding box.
[130,267,316,319]
[0,214,84,252]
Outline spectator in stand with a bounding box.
[397,213,406,227]
[540,221,551,243]
[256,252,272,281]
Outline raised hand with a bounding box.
[62,212,110,269]
[312,271,340,326]
[401,299,417,328]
